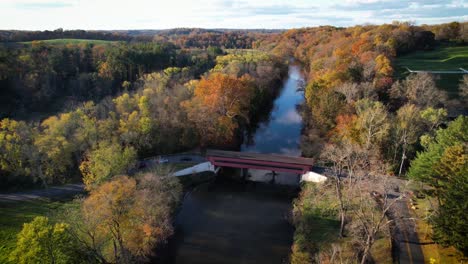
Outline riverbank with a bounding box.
[159,64,306,263]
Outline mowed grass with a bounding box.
[19,38,119,45]
[395,45,468,96]
[0,199,75,263]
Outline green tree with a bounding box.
[408,116,468,253]
[393,104,422,176]
[0,119,36,184]
[432,145,468,254]
[79,141,136,189]
[408,116,467,189]
[10,216,80,264]
[420,107,447,131]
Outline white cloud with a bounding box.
[0,0,465,30]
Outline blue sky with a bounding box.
[0,0,466,30]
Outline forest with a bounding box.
[0,20,467,263]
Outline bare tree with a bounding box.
[320,141,367,237]
[349,174,403,264]
[390,73,447,109]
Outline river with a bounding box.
[163,65,305,264]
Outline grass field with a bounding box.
[0,199,76,263]
[394,45,468,96]
[19,38,119,45]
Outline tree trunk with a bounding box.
[398,145,406,177]
[360,235,373,264]
[335,179,346,237]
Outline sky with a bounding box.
[0,0,466,30]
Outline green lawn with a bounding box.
[19,38,120,45]
[0,199,75,263]
[394,45,468,96]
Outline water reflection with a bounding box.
[241,65,304,155]
[165,65,305,264]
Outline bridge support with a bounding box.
[241,168,248,181]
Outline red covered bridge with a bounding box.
[206,149,314,174]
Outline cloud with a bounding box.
[276,109,302,125]
[0,0,465,30]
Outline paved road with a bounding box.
[392,198,425,264]
[387,178,425,264]
[0,183,85,202]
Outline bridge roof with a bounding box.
[206,149,314,166]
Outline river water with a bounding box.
[165,65,305,264]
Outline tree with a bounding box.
[393,104,422,176]
[432,145,467,254]
[320,141,367,237]
[390,73,447,109]
[305,82,346,132]
[408,116,468,253]
[460,75,468,106]
[408,116,467,191]
[355,99,390,150]
[182,73,255,145]
[420,107,447,131]
[79,141,136,189]
[78,174,181,263]
[349,175,402,264]
[0,119,37,185]
[10,216,80,264]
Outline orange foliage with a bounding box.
[182,73,255,145]
[330,114,360,143]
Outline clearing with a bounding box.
[19,38,120,45]
[394,45,468,96]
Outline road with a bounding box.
[0,183,85,202]
[0,153,207,202]
[387,178,425,264]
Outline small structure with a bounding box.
[300,171,327,183]
[172,162,218,177]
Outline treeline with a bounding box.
[423,21,468,43]
[259,22,467,262]
[155,30,264,49]
[0,41,222,119]
[0,28,131,42]
[0,51,286,189]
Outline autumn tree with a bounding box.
[0,119,38,186]
[354,99,390,150]
[76,173,181,263]
[182,73,255,145]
